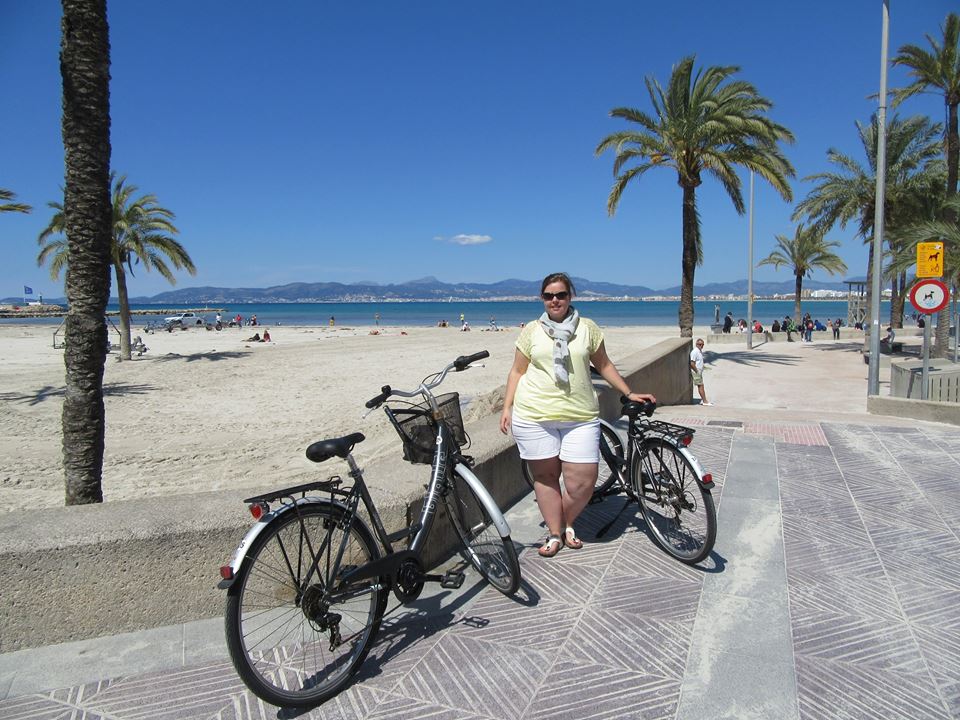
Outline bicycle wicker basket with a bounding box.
[386,392,468,465]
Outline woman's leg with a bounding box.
[528,457,563,536]
[560,461,599,528]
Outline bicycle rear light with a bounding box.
[219,565,234,580]
[248,501,270,520]
[681,434,692,446]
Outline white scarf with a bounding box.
[539,306,579,386]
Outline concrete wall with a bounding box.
[705,328,864,345]
[867,395,960,426]
[0,337,692,651]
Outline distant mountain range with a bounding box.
[5,276,852,305]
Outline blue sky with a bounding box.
[1,1,954,298]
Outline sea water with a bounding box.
[104,299,881,329]
[1,299,889,328]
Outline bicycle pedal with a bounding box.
[440,570,465,589]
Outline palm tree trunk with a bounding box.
[60,0,112,505]
[890,275,902,329]
[863,239,875,352]
[794,274,802,321]
[115,264,132,360]
[934,100,959,358]
[678,185,697,338]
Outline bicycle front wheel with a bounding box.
[520,421,624,494]
[633,438,716,564]
[445,469,520,594]
[225,504,387,708]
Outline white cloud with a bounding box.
[438,234,493,246]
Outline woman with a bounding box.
[499,272,656,557]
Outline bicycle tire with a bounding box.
[520,421,625,494]
[632,438,716,564]
[445,470,520,595]
[225,504,387,708]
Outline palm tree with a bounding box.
[794,114,942,328]
[39,174,195,361]
[758,224,848,320]
[891,11,960,356]
[1,188,32,214]
[59,0,112,505]
[595,55,795,337]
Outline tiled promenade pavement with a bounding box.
[2,418,960,719]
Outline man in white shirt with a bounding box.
[690,338,712,406]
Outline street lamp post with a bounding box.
[868,0,890,396]
[747,171,755,350]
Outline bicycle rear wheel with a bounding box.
[445,469,520,594]
[225,504,387,708]
[520,421,624,494]
[632,438,716,564]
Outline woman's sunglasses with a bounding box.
[541,291,570,301]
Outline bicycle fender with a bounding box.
[677,445,715,490]
[218,497,350,590]
[453,464,511,538]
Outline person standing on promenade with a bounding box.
[690,338,711,407]
[723,312,733,334]
[832,318,841,340]
[499,272,656,558]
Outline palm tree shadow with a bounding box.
[154,350,251,363]
[704,350,800,368]
[0,382,155,405]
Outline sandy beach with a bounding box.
[0,320,905,512]
[0,322,680,511]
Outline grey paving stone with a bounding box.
[791,608,927,674]
[181,616,230,666]
[393,633,548,720]
[704,497,787,598]
[795,654,951,719]
[562,607,693,678]
[527,659,680,720]
[691,587,794,664]
[676,648,799,720]
[0,623,184,698]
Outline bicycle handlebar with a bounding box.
[454,350,489,371]
[365,385,392,409]
[364,351,489,409]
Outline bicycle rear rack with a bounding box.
[635,419,695,445]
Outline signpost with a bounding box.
[909,278,950,400]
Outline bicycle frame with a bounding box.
[221,396,511,594]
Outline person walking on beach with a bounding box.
[500,272,656,558]
[690,338,712,407]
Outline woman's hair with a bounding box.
[540,272,576,296]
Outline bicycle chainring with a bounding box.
[393,557,425,603]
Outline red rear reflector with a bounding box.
[702,473,713,484]
[249,501,269,520]
[219,565,234,580]
[681,435,692,446]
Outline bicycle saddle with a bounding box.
[306,432,366,463]
[620,399,656,418]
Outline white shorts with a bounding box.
[512,416,600,463]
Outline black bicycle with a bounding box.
[219,351,520,708]
[523,400,716,564]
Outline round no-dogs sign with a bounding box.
[909,278,949,315]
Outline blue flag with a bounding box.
[24,286,33,295]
